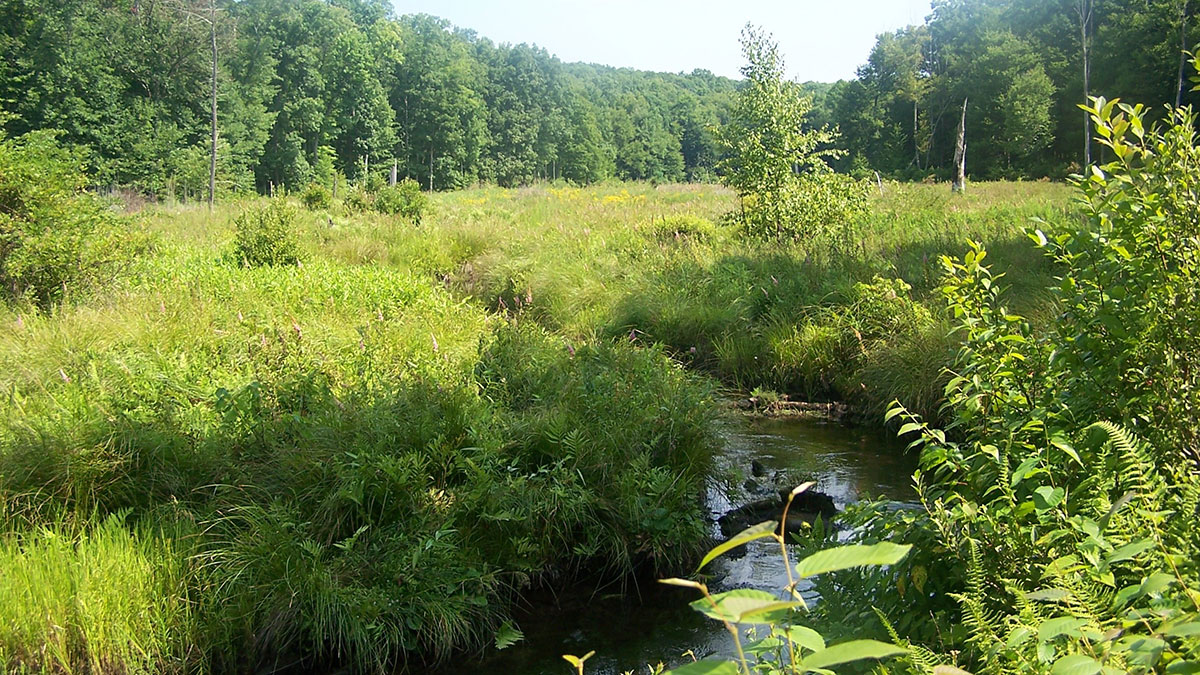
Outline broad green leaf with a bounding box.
[736,600,805,623]
[745,636,784,655]
[795,542,912,578]
[698,520,777,571]
[933,667,974,675]
[1007,626,1035,648]
[1106,540,1153,564]
[801,639,906,670]
[1119,636,1166,667]
[689,589,782,622]
[1051,654,1102,675]
[1033,486,1066,513]
[1164,622,1200,638]
[786,625,826,652]
[1039,616,1087,641]
[666,660,740,675]
[1166,661,1200,674]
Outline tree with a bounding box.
[716,25,867,242]
[1077,0,1094,166]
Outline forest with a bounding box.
[2,1,1200,675]
[4,0,1198,196]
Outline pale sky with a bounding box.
[391,0,934,83]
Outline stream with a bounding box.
[453,416,917,675]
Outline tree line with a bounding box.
[818,0,1199,179]
[0,0,739,197]
[3,0,1197,195]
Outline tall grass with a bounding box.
[0,179,1073,672]
[0,513,197,675]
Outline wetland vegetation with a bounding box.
[3,1,1200,674]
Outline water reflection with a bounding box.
[449,417,916,675]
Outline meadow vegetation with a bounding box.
[0,116,1078,673]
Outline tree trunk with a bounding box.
[1178,0,1191,108]
[207,0,217,212]
[907,98,916,169]
[952,97,967,194]
[429,148,434,191]
[1078,0,1093,167]
[390,160,397,187]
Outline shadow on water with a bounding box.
[448,416,917,675]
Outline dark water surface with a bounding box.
[447,417,917,675]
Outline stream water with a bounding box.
[453,417,918,675]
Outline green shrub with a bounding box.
[300,182,332,210]
[646,214,719,244]
[343,185,373,212]
[716,27,868,245]
[374,178,428,222]
[0,131,143,306]
[231,198,304,266]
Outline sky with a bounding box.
[390,1,934,83]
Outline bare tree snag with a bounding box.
[390,160,398,187]
[952,97,967,194]
[1077,0,1094,167]
[1178,0,1191,108]
[208,0,217,212]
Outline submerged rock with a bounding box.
[718,488,838,538]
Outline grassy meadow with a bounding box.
[0,180,1074,673]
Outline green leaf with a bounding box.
[698,520,777,571]
[689,589,783,622]
[786,625,826,653]
[1164,623,1200,638]
[1039,616,1087,641]
[666,660,740,675]
[1166,661,1200,674]
[494,621,524,650]
[801,639,906,671]
[1033,486,1066,513]
[1051,654,1102,675]
[795,542,912,578]
[736,600,806,623]
[1106,540,1153,564]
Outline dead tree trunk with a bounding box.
[207,0,217,212]
[1178,0,1191,108]
[907,98,916,169]
[952,97,967,194]
[390,160,398,187]
[1078,0,1094,167]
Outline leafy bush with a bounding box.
[231,198,304,266]
[818,93,1200,674]
[343,185,373,212]
[373,178,428,222]
[648,490,913,675]
[646,214,719,244]
[300,182,332,210]
[716,26,869,245]
[0,131,143,306]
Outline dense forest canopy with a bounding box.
[0,0,741,195]
[826,0,1200,179]
[0,0,1196,194]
